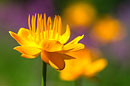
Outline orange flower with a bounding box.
[9,13,84,70]
[60,49,107,81]
[63,2,96,27]
[91,16,125,43]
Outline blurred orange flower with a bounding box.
[63,2,96,27]
[9,13,85,70]
[91,16,125,43]
[60,49,107,81]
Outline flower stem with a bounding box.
[42,62,47,86]
[75,78,82,86]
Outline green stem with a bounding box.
[42,62,47,86]
[75,78,82,86]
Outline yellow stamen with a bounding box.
[44,13,47,39]
[31,16,34,33]
[39,14,44,39]
[58,16,61,35]
[36,14,40,40]
[53,16,58,39]
[47,16,52,39]
[28,14,31,31]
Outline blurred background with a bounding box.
[0,0,130,86]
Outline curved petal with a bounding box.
[42,40,63,52]
[48,52,65,70]
[63,43,85,51]
[60,69,80,81]
[41,51,65,70]
[14,46,41,56]
[17,28,39,47]
[84,58,107,77]
[67,35,84,44]
[59,25,70,44]
[41,51,49,64]
[91,58,107,72]
[21,54,37,59]
[65,49,91,60]
[9,30,33,46]
[9,31,23,45]
[63,35,84,51]
[18,28,30,40]
[60,60,82,81]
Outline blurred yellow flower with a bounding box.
[63,2,96,27]
[60,48,107,81]
[91,16,125,43]
[9,13,85,70]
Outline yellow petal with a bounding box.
[14,46,41,56]
[63,43,85,51]
[18,28,30,40]
[21,54,37,59]
[84,58,107,77]
[67,35,84,44]
[60,59,83,81]
[63,35,84,51]
[65,49,91,60]
[9,30,33,47]
[42,51,65,70]
[42,40,63,52]
[9,31,23,45]
[60,69,80,81]
[59,25,70,44]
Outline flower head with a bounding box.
[9,13,84,70]
[63,2,96,27]
[60,48,107,81]
[91,16,125,43]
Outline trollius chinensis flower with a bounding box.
[9,13,85,70]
